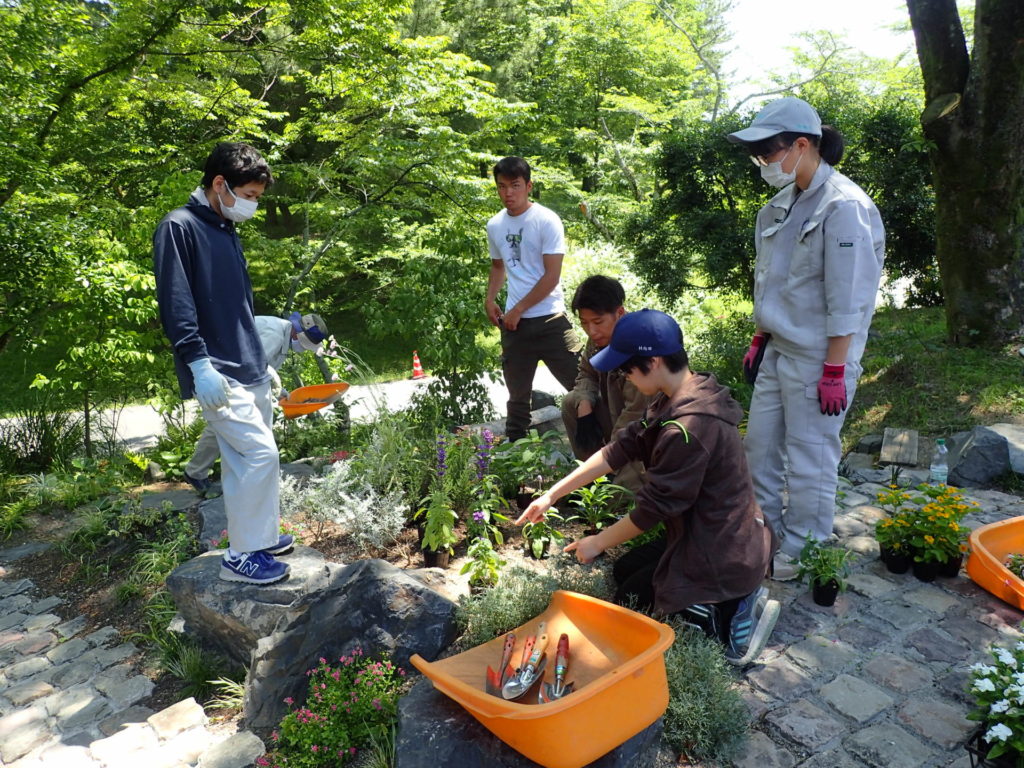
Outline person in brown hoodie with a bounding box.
[517,309,780,665]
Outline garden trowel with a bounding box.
[539,633,575,703]
[485,632,516,696]
[501,624,548,700]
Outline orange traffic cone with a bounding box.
[411,350,426,380]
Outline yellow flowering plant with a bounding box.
[904,484,975,564]
[875,483,976,564]
[874,511,914,552]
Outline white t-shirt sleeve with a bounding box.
[539,209,566,255]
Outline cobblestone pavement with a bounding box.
[731,471,1024,768]
[0,567,263,767]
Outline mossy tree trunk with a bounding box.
[906,0,1024,346]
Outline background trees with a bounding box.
[2,0,1014,422]
[906,0,1024,345]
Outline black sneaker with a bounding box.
[725,588,780,666]
[219,550,290,585]
[183,472,213,495]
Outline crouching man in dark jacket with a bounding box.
[517,309,779,665]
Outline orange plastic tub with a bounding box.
[966,515,1024,610]
[410,590,675,768]
[279,382,349,419]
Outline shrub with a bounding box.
[0,395,84,474]
[279,461,406,553]
[456,564,611,649]
[260,650,405,768]
[662,622,749,765]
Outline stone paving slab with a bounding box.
[732,477,1024,767]
[0,575,258,768]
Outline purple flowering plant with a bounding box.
[415,433,459,554]
[466,429,509,546]
[257,648,405,768]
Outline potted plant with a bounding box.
[966,640,1024,767]
[875,511,914,574]
[522,510,566,559]
[795,536,856,607]
[906,496,970,582]
[567,474,633,536]
[418,486,457,567]
[415,433,459,568]
[490,429,570,509]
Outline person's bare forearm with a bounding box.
[826,334,852,365]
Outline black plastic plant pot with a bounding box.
[880,544,911,574]
[912,558,942,582]
[940,554,964,578]
[812,578,840,607]
[423,549,450,569]
[965,725,1021,767]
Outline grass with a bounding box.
[843,306,1024,449]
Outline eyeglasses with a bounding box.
[749,145,792,167]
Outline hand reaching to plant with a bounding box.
[516,492,552,524]
[564,535,604,564]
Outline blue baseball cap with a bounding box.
[589,309,684,372]
[726,97,822,144]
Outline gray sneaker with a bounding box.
[725,588,781,666]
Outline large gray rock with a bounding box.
[243,559,459,736]
[949,426,1011,487]
[395,679,663,768]
[166,547,335,666]
[989,423,1024,474]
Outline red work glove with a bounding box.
[817,363,847,416]
[742,333,769,385]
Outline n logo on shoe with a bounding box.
[239,559,259,577]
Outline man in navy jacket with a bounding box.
[153,142,291,585]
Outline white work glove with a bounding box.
[188,358,231,409]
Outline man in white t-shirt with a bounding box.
[485,156,582,442]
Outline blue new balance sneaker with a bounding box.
[262,534,295,556]
[219,550,290,585]
[725,587,780,666]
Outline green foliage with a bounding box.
[459,536,505,588]
[567,475,632,531]
[522,511,567,559]
[160,633,242,702]
[795,536,856,590]
[0,393,83,474]
[662,622,749,765]
[261,651,405,768]
[625,111,766,298]
[490,430,571,495]
[455,565,611,649]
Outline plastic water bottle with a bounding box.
[929,438,949,485]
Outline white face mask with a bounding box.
[219,182,259,222]
[760,146,802,188]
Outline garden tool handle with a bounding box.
[519,635,536,668]
[526,632,548,670]
[555,633,569,674]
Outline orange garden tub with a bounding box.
[279,382,349,419]
[410,590,675,768]
[966,515,1024,611]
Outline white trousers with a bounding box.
[184,427,221,480]
[744,346,859,558]
[186,369,280,479]
[198,379,280,553]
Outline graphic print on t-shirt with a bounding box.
[505,228,523,267]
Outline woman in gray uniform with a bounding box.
[727,98,886,580]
